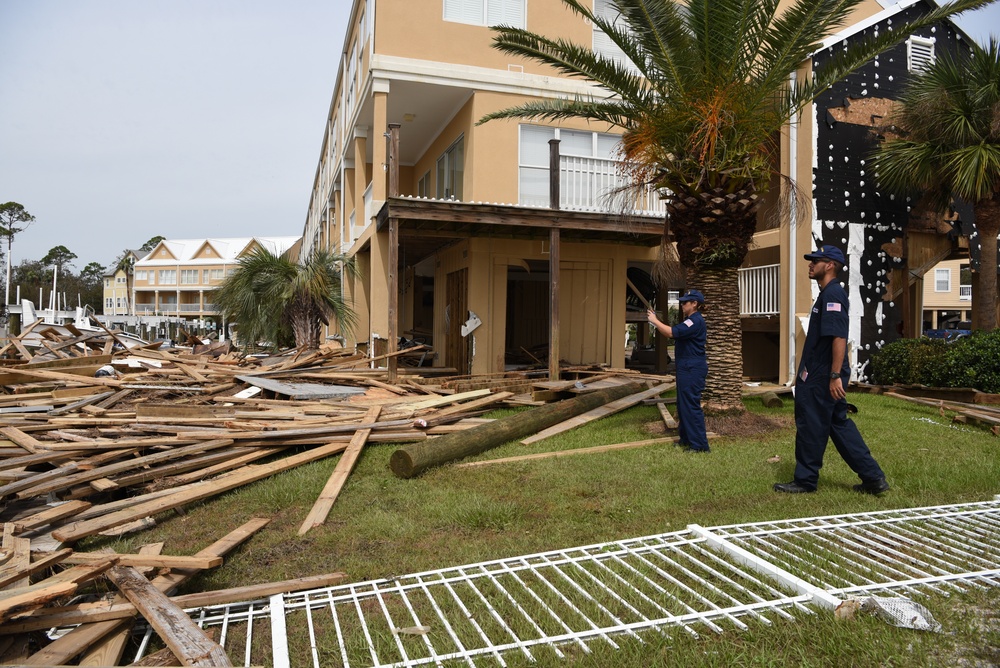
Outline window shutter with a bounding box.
[444,0,484,25]
[487,0,524,27]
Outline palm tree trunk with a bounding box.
[688,266,744,410]
[973,199,1000,332]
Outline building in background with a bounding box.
[301,0,979,382]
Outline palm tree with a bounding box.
[480,0,996,408]
[214,247,356,352]
[872,39,1000,332]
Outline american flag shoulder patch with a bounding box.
[683,318,694,327]
[826,302,842,312]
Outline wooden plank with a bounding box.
[657,402,678,429]
[12,500,92,532]
[0,536,31,590]
[0,425,43,453]
[0,559,117,623]
[455,437,691,468]
[0,548,71,590]
[53,446,342,541]
[106,564,233,666]
[0,462,79,499]
[521,383,672,445]
[17,438,236,498]
[299,406,381,535]
[9,571,346,633]
[15,519,270,661]
[76,543,164,667]
[33,551,223,570]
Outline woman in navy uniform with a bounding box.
[647,290,710,452]
[774,245,889,494]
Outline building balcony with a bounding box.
[960,285,971,300]
[559,155,666,214]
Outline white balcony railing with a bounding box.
[739,264,780,316]
[559,155,666,214]
[960,285,972,300]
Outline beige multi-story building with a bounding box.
[129,237,301,319]
[302,0,976,382]
[921,258,972,332]
[102,249,140,317]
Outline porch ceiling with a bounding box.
[376,197,666,266]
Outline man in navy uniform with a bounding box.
[774,245,889,494]
[647,290,709,452]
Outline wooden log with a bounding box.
[760,391,785,408]
[299,406,381,535]
[389,382,646,478]
[105,564,233,666]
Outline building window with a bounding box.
[518,124,621,207]
[934,268,951,292]
[180,270,199,285]
[436,136,465,201]
[135,270,147,281]
[116,276,126,284]
[106,298,113,309]
[418,171,431,198]
[104,278,110,288]
[593,0,640,73]
[907,35,935,73]
[158,270,177,285]
[444,0,525,28]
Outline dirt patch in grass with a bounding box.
[706,410,794,438]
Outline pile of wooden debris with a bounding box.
[0,323,682,664]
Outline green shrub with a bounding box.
[941,330,1000,394]
[869,337,947,386]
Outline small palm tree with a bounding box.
[214,247,356,352]
[481,0,996,408]
[872,39,1000,332]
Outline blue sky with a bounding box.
[0,1,997,271]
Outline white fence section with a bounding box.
[117,499,1000,666]
[559,155,666,214]
[739,264,780,316]
[960,285,972,300]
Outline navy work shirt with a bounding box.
[673,311,706,362]
[798,281,850,383]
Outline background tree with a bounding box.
[480,0,996,408]
[10,259,47,308]
[214,247,356,351]
[41,246,78,276]
[872,39,1000,331]
[0,202,36,309]
[139,236,165,254]
[78,261,107,311]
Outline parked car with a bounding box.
[924,320,972,342]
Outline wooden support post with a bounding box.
[549,228,560,381]
[388,124,401,382]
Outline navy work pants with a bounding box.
[676,359,709,451]
[793,380,883,490]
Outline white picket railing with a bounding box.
[739,264,780,316]
[559,155,666,214]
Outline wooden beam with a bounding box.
[106,565,233,666]
[454,436,708,468]
[32,551,222,570]
[549,227,560,381]
[299,406,381,535]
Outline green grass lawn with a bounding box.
[91,391,1000,666]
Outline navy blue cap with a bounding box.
[804,245,846,265]
[678,289,704,304]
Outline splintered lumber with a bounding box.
[521,383,672,445]
[53,444,348,542]
[106,565,233,666]
[0,548,71,589]
[389,382,646,478]
[0,425,43,453]
[0,559,117,623]
[15,519,270,663]
[299,405,381,535]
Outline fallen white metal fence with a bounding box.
[124,498,1000,666]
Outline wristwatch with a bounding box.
[829,372,841,380]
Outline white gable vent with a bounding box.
[907,35,936,73]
